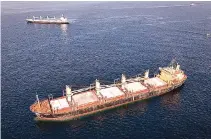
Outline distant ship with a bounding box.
[190,3,196,6]
[26,14,69,24]
[30,60,187,122]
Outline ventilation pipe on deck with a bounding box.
[95,79,101,97]
[144,70,149,79]
[121,74,126,90]
[66,85,73,102]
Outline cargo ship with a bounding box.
[26,14,69,24]
[30,60,187,122]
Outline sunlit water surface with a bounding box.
[2,2,211,139]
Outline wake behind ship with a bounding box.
[30,60,187,122]
[26,14,69,24]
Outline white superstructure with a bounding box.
[26,14,69,24]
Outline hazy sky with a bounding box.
[2,1,210,16]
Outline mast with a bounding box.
[36,93,41,108]
[144,70,149,79]
[66,85,73,102]
[176,63,180,70]
[121,74,126,90]
[95,79,101,97]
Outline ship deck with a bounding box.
[30,73,187,121]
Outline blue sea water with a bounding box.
[1,2,211,139]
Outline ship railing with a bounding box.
[47,17,56,19]
[127,77,145,82]
[71,84,120,94]
[32,16,43,20]
[33,16,40,19]
[31,16,57,20]
[113,73,145,84]
[130,74,142,78]
[72,86,95,94]
[114,78,120,85]
[100,84,116,88]
[69,72,147,94]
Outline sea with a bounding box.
[1,2,211,139]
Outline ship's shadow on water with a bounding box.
[160,85,184,110]
[35,85,185,131]
[36,119,87,132]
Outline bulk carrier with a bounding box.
[26,14,69,24]
[30,60,187,121]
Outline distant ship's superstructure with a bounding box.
[26,14,69,24]
[30,60,187,121]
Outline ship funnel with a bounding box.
[66,85,72,102]
[95,79,101,96]
[144,70,149,79]
[121,74,126,90]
